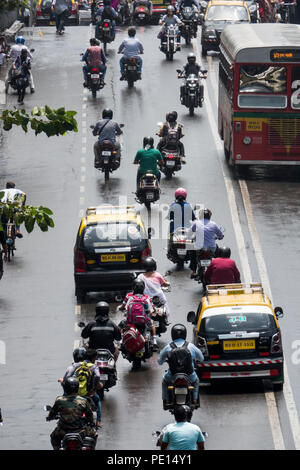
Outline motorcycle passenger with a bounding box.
[118,27,144,80]
[92,108,123,165]
[178,53,207,104]
[158,6,183,49]
[95,0,118,39]
[158,324,203,409]
[81,301,122,361]
[137,256,170,317]
[46,377,97,450]
[203,246,241,287]
[7,36,34,93]
[157,111,186,163]
[119,278,159,350]
[134,136,163,188]
[82,38,107,88]
[169,188,195,236]
[0,181,26,238]
[12,48,31,103]
[160,405,205,450]
[188,208,224,278]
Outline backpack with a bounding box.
[122,325,146,354]
[167,341,194,376]
[126,294,149,326]
[73,361,93,397]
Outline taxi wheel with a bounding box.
[273,382,283,392]
[76,288,85,304]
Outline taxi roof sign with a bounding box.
[206,283,264,297]
[85,205,139,217]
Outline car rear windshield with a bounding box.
[206,5,249,21]
[81,222,146,249]
[200,312,276,334]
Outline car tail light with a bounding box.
[74,249,86,273]
[174,377,188,386]
[270,369,279,377]
[210,354,220,359]
[141,247,151,261]
[271,332,282,354]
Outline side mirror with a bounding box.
[90,125,95,129]
[44,405,52,411]
[30,48,35,52]
[202,69,208,74]
[176,69,181,73]
[78,321,86,328]
[120,123,125,128]
[274,307,284,319]
[187,311,196,324]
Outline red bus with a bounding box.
[218,23,300,167]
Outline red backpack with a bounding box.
[126,294,149,326]
[122,325,145,354]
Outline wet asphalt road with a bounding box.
[0,23,300,450]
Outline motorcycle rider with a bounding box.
[81,301,122,361]
[134,136,163,188]
[12,48,31,104]
[95,0,119,39]
[82,37,107,88]
[137,256,170,317]
[7,36,34,93]
[0,181,26,238]
[203,246,241,287]
[157,111,186,163]
[188,208,224,278]
[46,377,97,450]
[160,405,205,450]
[178,53,207,104]
[158,5,183,50]
[119,278,159,350]
[169,188,195,236]
[158,324,203,409]
[92,108,123,166]
[177,0,200,37]
[118,27,144,80]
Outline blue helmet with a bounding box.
[16,36,25,45]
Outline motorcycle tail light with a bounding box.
[174,377,188,386]
[104,22,109,27]
[92,68,99,72]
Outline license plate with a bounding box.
[136,349,145,357]
[128,66,136,70]
[146,192,154,200]
[166,160,175,167]
[100,254,126,262]
[223,339,256,351]
[175,388,188,395]
[100,374,108,381]
[103,27,110,31]
[200,259,211,267]
[177,248,187,256]
[138,13,145,17]
[103,158,109,164]
[50,21,56,25]
[102,151,111,156]
[91,74,99,79]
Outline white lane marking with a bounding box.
[75,304,81,315]
[0,80,6,105]
[82,147,87,154]
[192,39,285,450]
[240,179,300,449]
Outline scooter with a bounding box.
[95,348,117,399]
[167,227,192,269]
[151,295,168,337]
[135,171,160,210]
[133,0,152,24]
[177,70,207,116]
[91,124,124,180]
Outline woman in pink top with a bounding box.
[138,257,170,316]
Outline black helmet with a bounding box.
[182,405,192,422]
[143,136,154,148]
[102,108,113,119]
[203,208,212,220]
[187,53,196,64]
[133,278,145,294]
[128,27,136,37]
[95,301,110,319]
[171,323,187,341]
[166,112,177,123]
[143,256,157,272]
[218,246,231,258]
[73,347,86,363]
[63,377,79,395]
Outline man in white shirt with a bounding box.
[1,182,26,238]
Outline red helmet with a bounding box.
[175,188,187,200]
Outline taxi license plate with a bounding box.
[223,340,256,351]
[100,374,108,381]
[100,254,126,262]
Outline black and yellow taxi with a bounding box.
[74,205,152,302]
[187,283,284,390]
[200,0,250,56]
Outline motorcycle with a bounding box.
[167,227,192,269]
[122,56,140,88]
[44,405,98,450]
[116,0,130,24]
[135,171,160,210]
[120,322,154,370]
[133,0,152,24]
[192,227,225,284]
[95,17,114,53]
[178,70,207,116]
[91,124,124,180]
[180,6,198,44]
[87,66,104,98]
[5,48,35,99]
[164,373,200,415]
[157,123,183,179]
[160,24,180,61]
[6,221,16,262]
[95,348,117,399]
[151,295,168,337]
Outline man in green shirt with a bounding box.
[134,136,163,187]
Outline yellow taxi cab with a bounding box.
[74,205,152,302]
[200,0,250,56]
[187,283,284,390]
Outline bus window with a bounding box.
[239,65,286,94]
[291,66,300,109]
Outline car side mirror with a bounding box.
[274,307,283,319]
[187,311,196,324]
[78,321,86,328]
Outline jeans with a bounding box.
[55,9,67,32]
[91,392,101,422]
[83,64,107,81]
[162,370,199,401]
[120,56,142,74]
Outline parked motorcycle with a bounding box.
[178,70,207,116]
[95,348,117,399]
[120,323,154,370]
[95,17,114,53]
[91,124,124,180]
[122,57,140,87]
[151,296,168,337]
[164,373,200,414]
[133,0,152,24]
[167,227,192,269]
[160,24,180,61]
[180,6,198,44]
[135,172,160,210]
